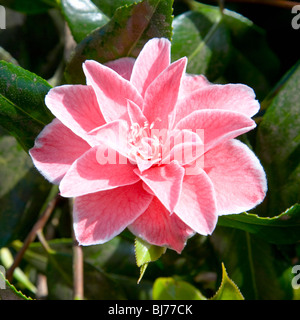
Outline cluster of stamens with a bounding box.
[128,121,162,163]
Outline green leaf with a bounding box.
[171,8,231,81]
[256,61,300,216]
[210,263,244,300]
[0,61,53,151]
[218,204,300,244]
[135,237,166,267]
[0,270,32,300]
[65,0,173,84]
[0,248,37,294]
[0,0,57,14]
[135,237,166,283]
[0,61,53,125]
[60,0,110,43]
[171,2,279,99]
[0,130,52,248]
[211,228,294,299]
[92,0,142,18]
[153,277,207,300]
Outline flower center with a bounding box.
[128,121,162,163]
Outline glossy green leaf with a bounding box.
[0,130,52,248]
[210,263,244,300]
[92,0,142,17]
[218,204,300,244]
[65,0,173,84]
[256,61,300,216]
[172,9,231,81]
[60,0,109,43]
[0,270,32,300]
[171,2,279,99]
[0,61,53,125]
[0,61,53,151]
[153,277,207,300]
[0,0,57,14]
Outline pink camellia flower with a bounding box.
[29,38,267,253]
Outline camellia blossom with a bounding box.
[29,38,267,253]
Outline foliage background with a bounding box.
[0,0,299,300]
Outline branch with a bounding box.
[6,194,61,282]
[203,0,300,9]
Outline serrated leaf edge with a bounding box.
[210,263,244,300]
[0,271,33,300]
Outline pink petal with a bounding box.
[128,197,195,253]
[29,119,90,184]
[134,161,185,213]
[105,57,135,80]
[175,109,256,152]
[59,145,140,197]
[45,85,105,146]
[204,139,267,215]
[142,57,187,130]
[88,120,131,160]
[127,99,147,127]
[161,129,204,166]
[83,60,143,122]
[130,38,171,97]
[134,154,158,173]
[73,182,153,245]
[179,73,210,97]
[174,168,218,235]
[174,83,260,124]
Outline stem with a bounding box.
[73,240,84,300]
[70,199,84,300]
[6,194,60,283]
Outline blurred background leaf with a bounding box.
[153,277,207,300]
[0,130,52,248]
[171,1,280,100]
[211,227,294,299]
[0,0,57,14]
[256,61,300,216]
